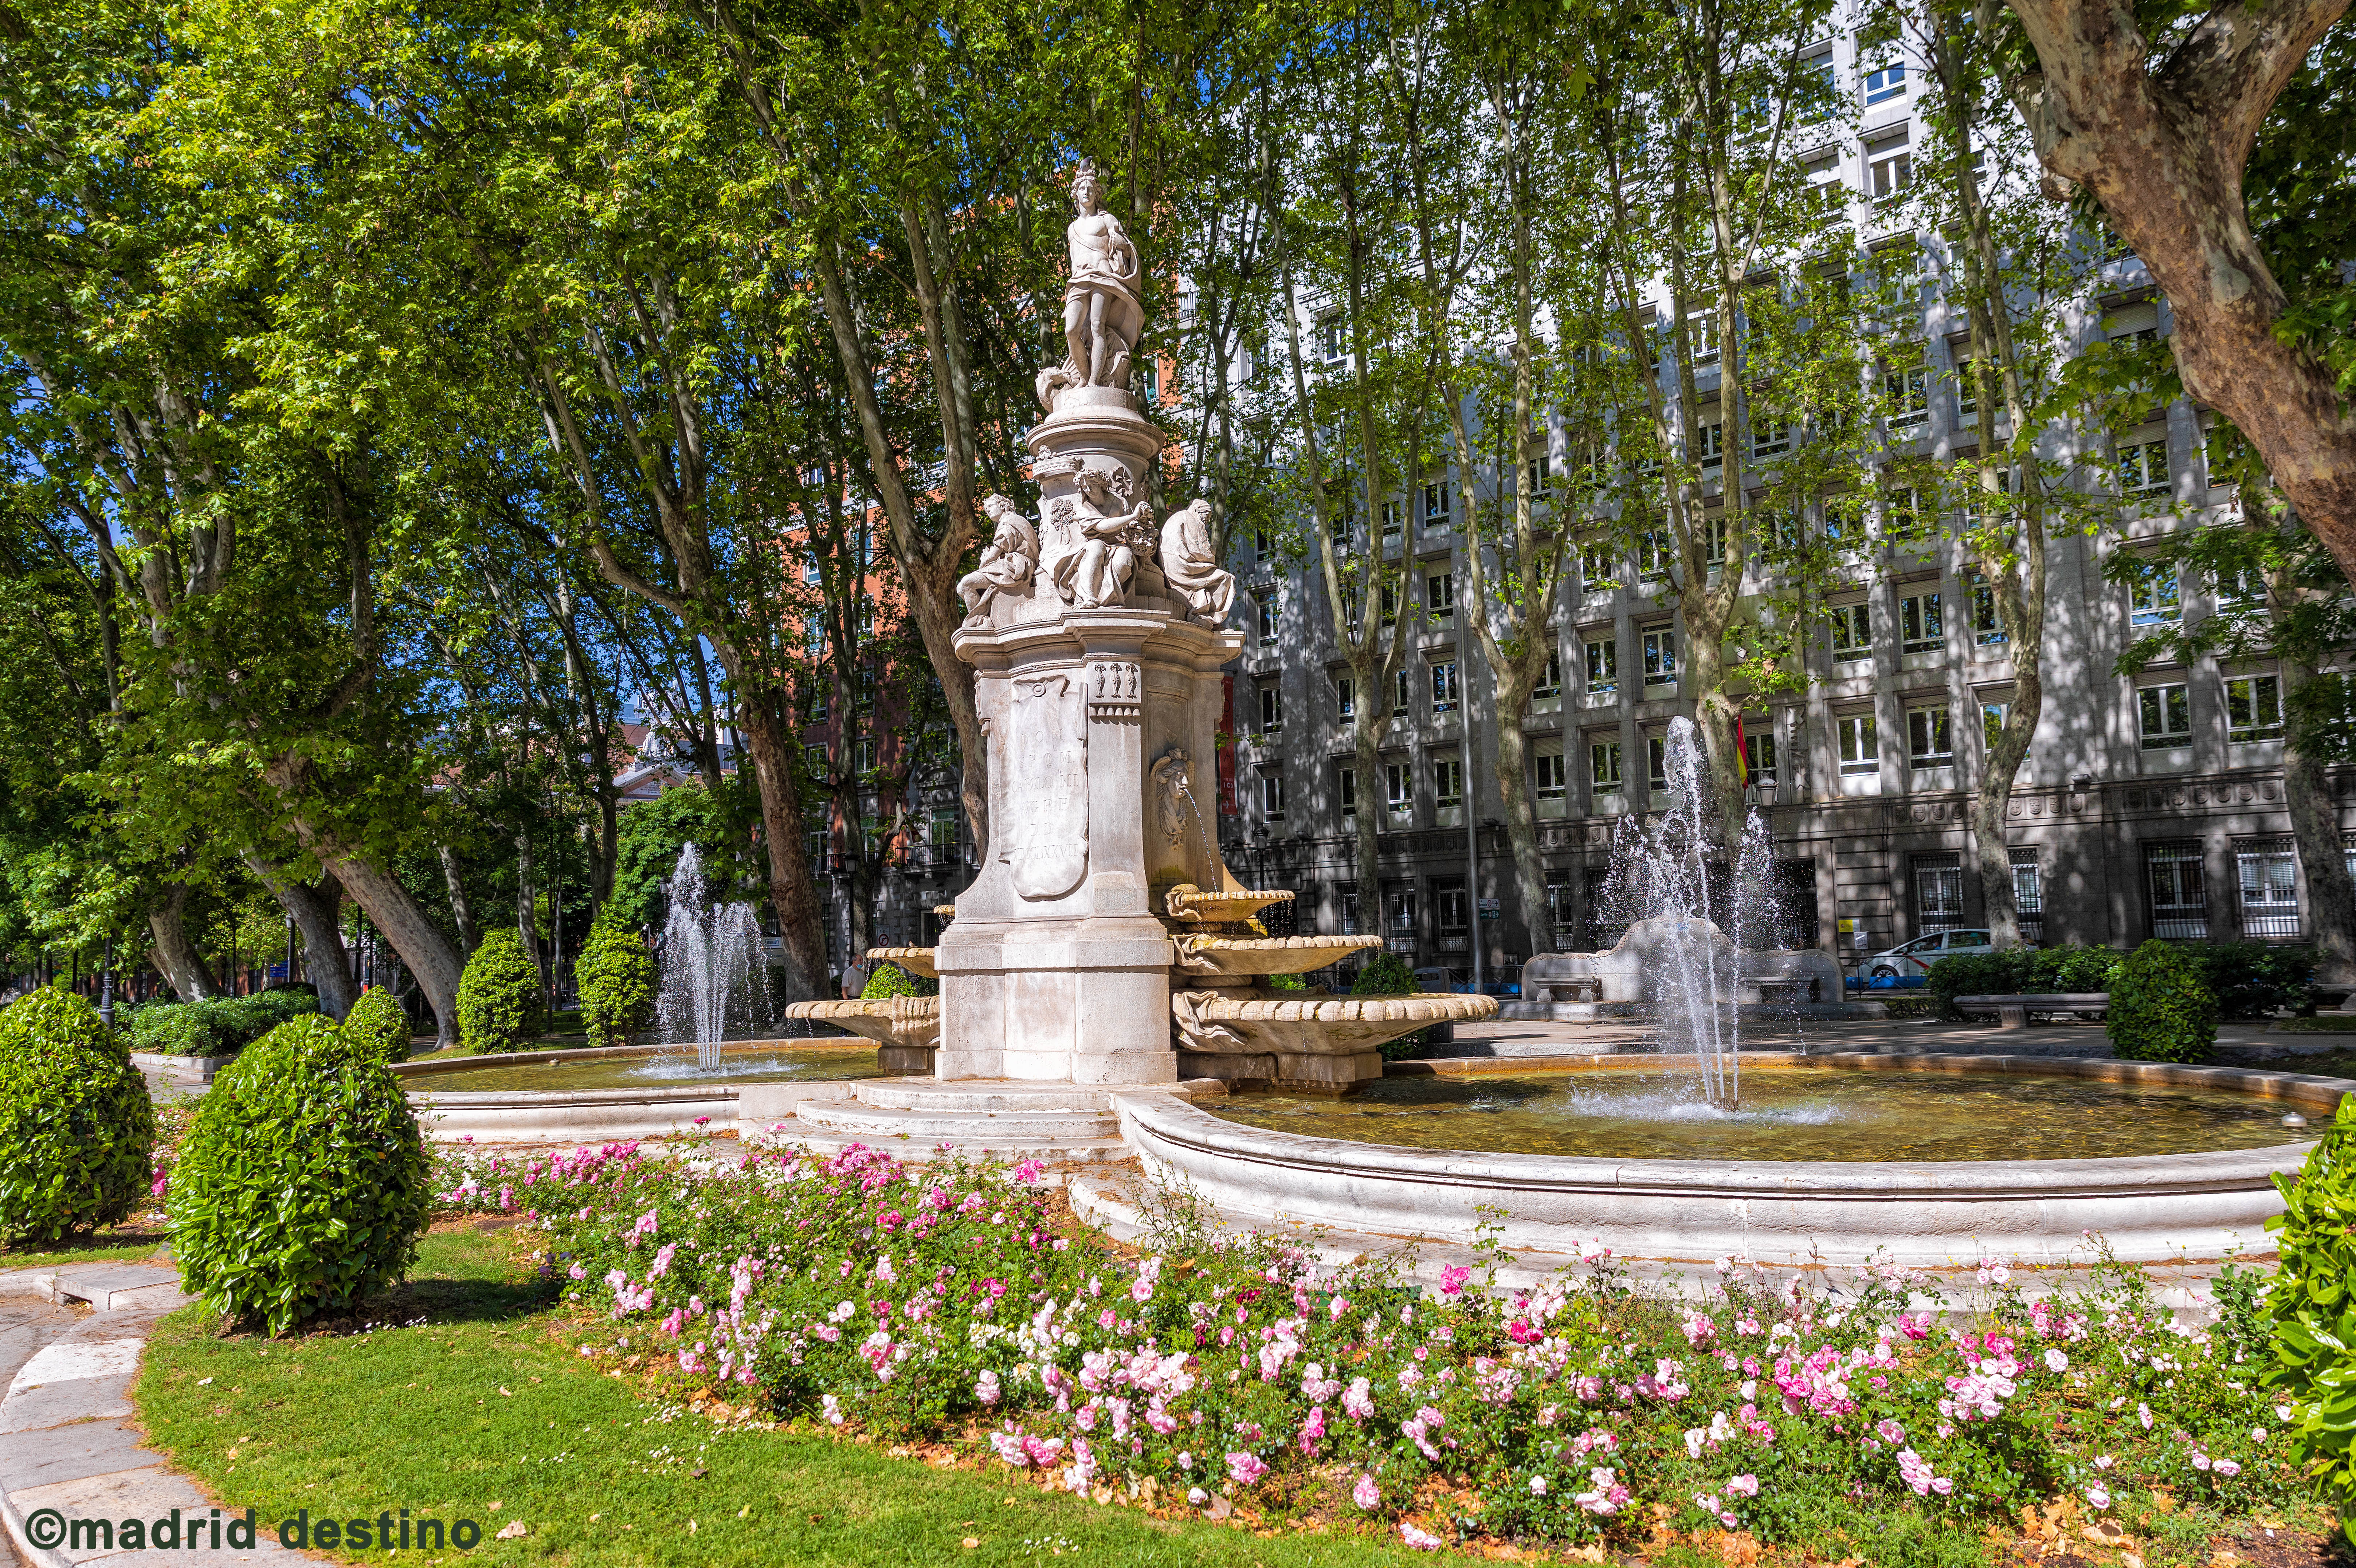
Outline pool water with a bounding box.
[409,1044,886,1094]
[1206,1067,2312,1162]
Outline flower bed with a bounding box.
[435,1139,2303,1557]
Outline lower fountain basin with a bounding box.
[778,996,940,1074]
[399,1041,884,1143]
[1112,1053,2353,1267]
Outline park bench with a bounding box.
[1954,992,2110,1029]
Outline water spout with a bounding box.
[655,843,774,1070]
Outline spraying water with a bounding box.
[655,843,775,1070]
[1593,716,1779,1108]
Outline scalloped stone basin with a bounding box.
[865,946,939,980]
[1110,1054,2355,1267]
[1173,934,1383,979]
[779,995,940,1074]
[1172,990,1501,1092]
[399,1041,885,1143]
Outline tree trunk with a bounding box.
[515,831,541,971]
[245,855,358,1019]
[301,834,465,1048]
[146,884,218,1002]
[438,843,481,955]
[1490,715,1553,954]
[731,693,828,1001]
[1350,697,1384,947]
[2284,659,2356,983]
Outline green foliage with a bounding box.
[576,918,656,1049]
[1351,952,1430,1059]
[125,990,318,1057]
[168,1014,430,1335]
[2195,943,2317,1019]
[2107,939,2220,1062]
[2266,1092,2356,1545]
[339,987,412,1065]
[454,928,545,1055]
[858,962,936,1001]
[1926,946,2124,1019]
[0,990,156,1245]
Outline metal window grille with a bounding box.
[1435,881,1470,954]
[1546,881,1576,950]
[2010,849,2043,945]
[1385,886,1418,955]
[2146,841,2209,940]
[1914,852,1964,934]
[2236,836,2302,940]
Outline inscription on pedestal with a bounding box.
[1001,674,1089,900]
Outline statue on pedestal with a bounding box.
[1039,161,1142,411]
[1158,498,1235,625]
[957,494,1039,624]
[1047,468,1152,609]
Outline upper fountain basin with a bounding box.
[1165,884,1295,924]
[866,945,939,980]
[779,995,940,1050]
[1174,934,1383,978]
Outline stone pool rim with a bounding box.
[399,1039,870,1143]
[1111,1052,2353,1266]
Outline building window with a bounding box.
[1830,602,1872,661]
[2117,438,2169,497]
[1900,590,1942,653]
[2128,559,2181,626]
[1686,310,1720,366]
[1862,60,1907,105]
[1983,702,2008,748]
[1868,141,1912,203]
[1591,740,1622,795]
[1838,713,1879,775]
[1642,626,1677,686]
[1907,705,1953,766]
[1253,586,1278,639]
[1380,582,1399,624]
[1341,889,1362,934]
[1385,761,1412,813]
[1751,409,1792,459]
[2237,837,2300,939]
[2226,674,2285,742]
[1535,747,1568,801]
[1703,514,1728,566]
[1254,527,1274,564]
[1432,661,1461,714]
[1336,675,1356,720]
[1914,852,1963,934]
[1585,637,1618,697]
[1339,766,1357,817]
[1259,681,1282,734]
[1262,771,1286,820]
[1392,668,1412,718]
[1546,880,1577,948]
[1435,758,1464,810]
[1423,482,1451,525]
[1580,540,1615,588]
[2139,684,2192,749]
[1744,730,1777,785]
[1427,571,1454,622]
[1386,885,1418,954]
[1883,364,1929,429]
[2215,565,2265,609]
[929,809,962,869]
[1697,421,1725,473]
[1637,529,1671,579]
[1969,575,2007,645]
[1436,880,1470,953]
[1647,735,1670,791]
[2011,850,2045,943]
[1534,651,1563,699]
[853,736,876,775]
[1382,498,1404,543]
[2147,841,2209,939]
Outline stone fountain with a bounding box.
[772,161,1495,1158]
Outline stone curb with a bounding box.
[0,1262,295,1568]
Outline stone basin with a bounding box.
[779,995,940,1074]
[1171,989,1501,1093]
[1173,934,1383,978]
[1165,884,1294,924]
[866,945,939,980]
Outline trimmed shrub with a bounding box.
[2266,1091,2356,1545]
[859,962,937,1001]
[577,918,657,1048]
[340,987,412,1064]
[2107,939,2219,1062]
[1926,946,2126,1020]
[125,990,318,1057]
[454,928,545,1054]
[0,990,156,1244]
[2197,942,2316,1019]
[168,1014,431,1334]
[1352,952,1431,1059]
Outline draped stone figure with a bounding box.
[1055,161,1142,399]
[956,494,1039,624]
[1157,498,1235,625]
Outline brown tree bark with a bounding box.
[296,829,465,1049]
[1995,0,2356,589]
[438,843,481,956]
[245,854,358,1019]
[145,884,219,1002]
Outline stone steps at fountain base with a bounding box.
[855,1080,1121,1114]
[779,1078,1129,1162]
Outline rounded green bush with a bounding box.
[1351,952,1430,1058]
[340,987,411,1064]
[577,917,656,1048]
[859,962,937,1001]
[167,1014,430,1335]
[2106,938,2218,1062]
[454,928,545,1054]
[2266,1092,2356,1544]
[0,990,156,1245]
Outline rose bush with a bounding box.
[441,1135,2297,1555]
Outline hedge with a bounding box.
[124,990,318,1057]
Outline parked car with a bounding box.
[1864,929,1995,980]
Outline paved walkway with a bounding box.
[0,1262,291,1568]
[1436,1013,2348,1063]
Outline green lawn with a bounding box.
[0,1225,169,1272]
[132,1229,1472,1568]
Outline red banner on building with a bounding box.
[1217,673,1238,816]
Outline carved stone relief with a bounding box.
[998,674,1088,900]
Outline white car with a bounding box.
[1866,929,1995,980]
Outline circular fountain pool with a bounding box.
[398,1041,881,1144]
[1108,1053,2356,1268]
[1207,1065,2311,1163]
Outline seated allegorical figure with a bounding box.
[956,494,1039,624]
[1048,468,1150,609]
[1158,498,1235,625]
